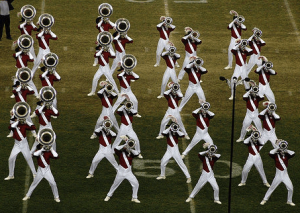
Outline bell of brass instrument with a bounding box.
[97,31,112,49]
[171,83,180,92]
[116,18,130,34]
[43,52,59,68]
[122,54,137,71]
[13,102,31,119]
[17,67,32,84]
[254,29,262,38]
[267,103,277,112]
[190,30,200,40]
[126,139,136,149]
[276,139,288,151]
[40,86,56,105]
[252,131,261,140]
[194,57,204,66]
[208,144,217,154]
[98,3,113,18]
[38,13,55,30]
[17,34,33,52]
[38,128,56,148]
[236,15,245,24]
[105,83,114,93]
[124,100,134,111]
[252,85,259,94]
[21,5,36,21]
[265,61,273,69]
[170,123,179,132]
[168,46,176,56]
[201,102,210,111]
[103,119,113,130]
[240,39,248,49]
[164,17,173,26]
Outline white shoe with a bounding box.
[54,198,60,202]
[104,196,110,201]
[185,135,190,140]
[86,174,94,179]
[7,132,13,137]
[157,95,163,99]
[238,182,246,186]
[214,200,222,204]
[51,115,57,119]
[93,63,97,66]
[35,95,40,99]
[131,198,141,203]
[154,64,159,67]
[10,94,15,98]
[200,80,203,83]
[134,114,142,118]
[4,176,14,180]
[87,92,95,96]
[90,134,97,139]
[186,197,192,202]
[264,182,270,187]
[176,64,180,68]
[156,175,166,180]
[186,178,191,183]
[181,154,185,159]
[229,96,234,100]
[22,196,30,201]
[236,138,244,142]
[156,135,164,139]
[30,113,36,118]
[287,202,296,206]
[260,200,267,205]
[224,66,232,70]
[138,154,143,159]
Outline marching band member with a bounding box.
[246,28,266,75]
[157,44,180,98]
[186,144,221,204]
[254,56,277,103]
[88,42,119,96]
[178,56,207,112]
[225,10,247,70]
[236,85,264,142]
[181,102,214,159]
[31,21,58,76]
[156,122,191,183]
[5,104,37,180]
[104,138,141,203]
[154,16,176,67]
[22,144,60,203]
[260,140,295,206]
[178,28,202,81]
[112,60,140,115]
[90,82,119,139]
[39,66,61,87]
[112,100,142,157]
[259,102,280,148]
[12,80,35,102]
[86,117,118,179]
[238,130,270,187]
[156,82,189,140]
[228,38,253,100]
[110,24,133,74]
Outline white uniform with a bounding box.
[188,151,221,202]
[246,36,265,75]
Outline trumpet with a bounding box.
[38,13,55,30]
[39,86,56,105]
[122,54,137,71]
[190,30,200,40]
[168,46,176,56]
[98,3,113,18]
[17,67,32,84]
[264,61,273,69]
[105,83,114,93]
[171,83,180,92]
[251,85,259,94]
[97,31,112,48]
[240,39,248,49]
[21,5,36,21]
[126,139,136,149]
[236,15,245,24]
[267,103,277,112]
[194,57,203,67]
[38,128,56,148]
[254,29,262,38]
[13,102,31,120]
[201,102,210,111]
[277,140,288,151]
[208,144,217,154]
[164,17,173,26]
[43,52,59,68]
[124,100,134,111]
[170,123,179,132]
[17,34,33,52]
[103,119,113,130]
[116,18,130,35]
[251,131,261,140]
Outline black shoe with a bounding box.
[6,37,12,40]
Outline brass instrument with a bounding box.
[201,102,210,110]
[168,46,176,56]
[98,3,113,18]
[240,39,248,49]
[124,100,134,111]
[122,54,137,70]
[208,144,217,154]
[171,83,180,92]
[21,5,36,21]
[103,119,113,130]
[13,102,31,120]
[236,15,245,24]
[17,67,32,84]
[254,29,262,38]
[265,61,273,69]
[97,31,112,48]
[170,123,179,132]
[39,86,56,106]
[191,30,200,39]
[38,13,55,30]
[164,17,173,26]
[38,128,56,149]
[116,18,130,34]
[194,57,204,67]
[267,103,277,112]
[252,85,259,94]
[43,52,59,68]
[277,140,288,151]
[105,83,113,93]
[252,131,261,140]
[17,34,33,52]
[126,139,136,149]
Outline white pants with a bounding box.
[160,145,191,178]
[239,109,262,140]
[8,139,36,177]
[227,37,236,67]
[26,166,59,199]
[261,128,277,148]
[91,64,119,93]
[107,165,139,199]
[155,38,170,65]
[263,168,293,203]
[231,64,249,96]
[159,67,178,96]
[158,107,187,136]
[258,83,275,103]
[189,170,219,201]
[246,53,261,75]
[178,82,205,112]
[32,47,50,76]
[112,124,140,153]
[111,51,125,74]
[241,153,268,184]
[178,51,196,80]
[113,87,138,112]
[94,107,119,132]
[30,40,37,62]
[88,145,118,174]
[27,80,39,96]
[182,127,213,156]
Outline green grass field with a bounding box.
[0,0,299,212]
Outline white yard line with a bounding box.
[174,0,207,3]
[283,0,300,44]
